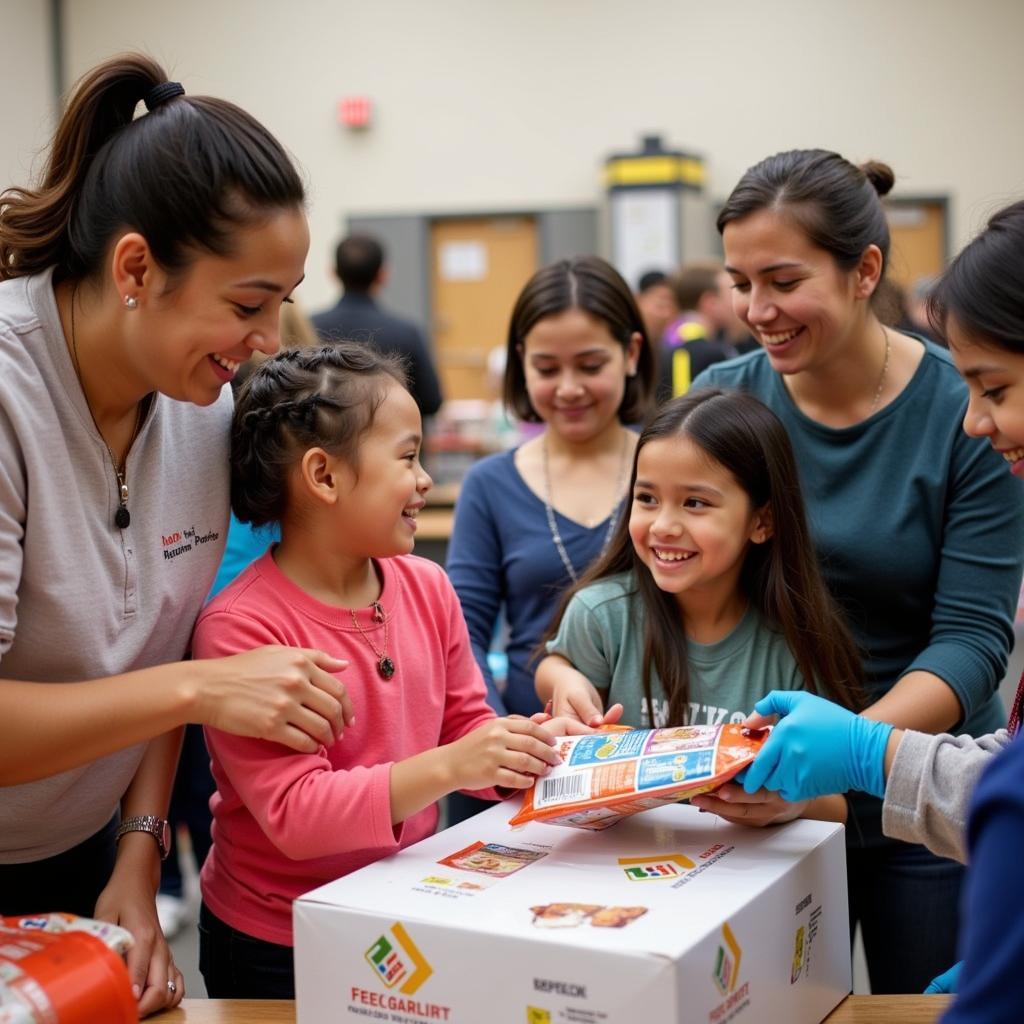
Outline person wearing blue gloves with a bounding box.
[736,199,1024,1023]
[737,690,1009,864]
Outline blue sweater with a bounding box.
[697,342,1024,737]
[446,449,620,716]
[943,734,1024,1023]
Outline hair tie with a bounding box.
[144,81,185,112]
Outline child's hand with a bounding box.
[446,717,564,792]
[529,714,597,737]
[198,646,355,753]
[691,782,808,828]
[551,673,622,728]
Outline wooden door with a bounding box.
[885,199,947,289]
[430,217,538,401]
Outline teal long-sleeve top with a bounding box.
[696,340,1024,737]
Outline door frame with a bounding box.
[346,207,599,351]
[884,194,951,270]
[428,213,540,402]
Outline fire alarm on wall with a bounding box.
[338,96,372,129]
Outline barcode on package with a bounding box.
[534,772,591,809]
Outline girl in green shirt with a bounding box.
[536,387,865,826]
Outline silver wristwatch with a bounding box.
[115,815,172,860]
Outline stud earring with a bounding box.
[124,295,138,310]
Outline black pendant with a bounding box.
[114,505,131,530]
[378,656,395,680]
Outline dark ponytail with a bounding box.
[717,149,894,289]
[0,53,304,282]
[231,343,409,527]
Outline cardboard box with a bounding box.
[294,800,850,1024]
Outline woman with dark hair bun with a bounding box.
[0,54,354,1015]
[694,150,1024,995]
[737,199,1024,1020]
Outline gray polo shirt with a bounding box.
[0,269,231,862]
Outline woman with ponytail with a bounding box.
[0,54,354,1014]
[691,150,1024,994]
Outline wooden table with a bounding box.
[164,995,952,1022]
[414,507,455,565]
[416,508,454,540]
[428,481,462,508]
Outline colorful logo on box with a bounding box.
[618,853,695,881]
[712,922,742,995]
[364,922,433,994]
[526,1008,551,1024]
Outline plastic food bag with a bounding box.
[0,913,136,1024]
[509,723,769,831]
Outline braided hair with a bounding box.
[231,342,409,526]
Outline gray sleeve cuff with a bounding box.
[882,728,1012,863]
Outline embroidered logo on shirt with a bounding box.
[161,524,220,561]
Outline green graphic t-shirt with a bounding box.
[546,572,803,728]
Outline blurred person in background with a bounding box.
[658,261,754,400]
[909,275,941,344]
[312,234,443,418]
[634,269,678,349]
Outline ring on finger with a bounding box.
[167,979,177,996]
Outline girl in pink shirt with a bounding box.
[192,342,574,998]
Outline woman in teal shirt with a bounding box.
[739,198,1024,1023]
[693,150,1024,994]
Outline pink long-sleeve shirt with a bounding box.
[192,550,498,946]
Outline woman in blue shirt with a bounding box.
[445,256,656,820]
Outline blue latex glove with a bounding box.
[924,960,962,994]
[741,691,894,801]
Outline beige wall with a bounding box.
[1,0,55,194]
[8,0,1019,310]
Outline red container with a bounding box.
[0,918,136,1024]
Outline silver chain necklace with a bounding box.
[541,430,631,584]
[69,286,142,530]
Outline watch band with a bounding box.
[115,815,172,860]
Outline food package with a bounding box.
[509,723,769,831]
[0,913,136,1024]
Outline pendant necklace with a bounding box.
[69,287,142,530]
[350,600,395,679]
[542,429,631,584]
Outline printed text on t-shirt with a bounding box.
[640,697,747,728]
[161,524,221,561]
